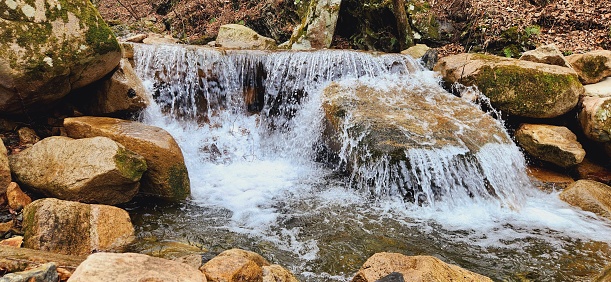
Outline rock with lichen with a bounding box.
[567,50,611,84]
[0,0,121,115]
[290,0,342,50]
[435,53,584,118]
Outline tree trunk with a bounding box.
[392,0,414,50]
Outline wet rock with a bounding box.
[73,58,149,116]
[262,264,300,282]
[0,0,121,115]
[567,50,611,84]
[173,254,204,270]
[0,236,23,248]
[519,44,573,68]
[16,127,40,147]
[579,96,611,142]
[142,33,180,45]
[124,34,148,43]
[434,53,583,118]
[351,253,492,282]
[216,24,276,50]
[575,159,611,186]
[6,182,31,211]
[401,44,430,59]
[321,76,517,202]
[515,124,585,168]
[64,117,190,201]
[0,139,10,195]
[0,262,58,282]
[559,180,611,220]
[420,48,438,70]
[595,263,611,282]
[376,272,405,282]
[23,198,135,256]
[290,0,341,50]
[201,249,270,282]
[527,166,575,192]
[68,252,207,282]
[9,136,146,205]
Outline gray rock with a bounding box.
[0,263,58,282]
[290,0,342,50]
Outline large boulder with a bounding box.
[321,77,518,203]
[0,139,10,194]
[579,96,611,142]
[63,116,190,201]
[216,24,276,50]
[290,0,341,50]
[73,58,149,116]
[67,252,207,282]
[567,50,611,84]
[434,53,584,118]
[351,253,492,282]
[560,180,611,220]
[9,136,146,205]
[23,198,135,256]
[0,0,121,115]
[201,248,297,282]
[515,124,585,168]
[519,44,573,68]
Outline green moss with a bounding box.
[474,64,580,117]
[578,56,609,80]
[114,147,147,181]
[168,164,190,200]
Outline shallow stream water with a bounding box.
[128,43,611,281]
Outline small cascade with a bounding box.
[133,43,532,206]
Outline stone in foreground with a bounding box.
[23,198,135,256]
[216,24,276,50]
[64,117,190,201]
[351,252,492,282]
[67,252,207,282]
[434,53,583,118]
[0,262,58,282]
[9,136,146,205]
[201,248,297,282]
[0,0,121,114]
[560,180,611,220]
[515,124,585,168]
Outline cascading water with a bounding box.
[130,43,611,281]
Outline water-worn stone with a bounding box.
[0,245,85,273]
[515,124,585,168]
[322,77,517,202]
[23,198,135,256]
[567,50,611,84]
[527,166,575,192]
[6,182,31,211]
[64,116,190,201]
[74,58,149,116]
[575,159,611,185]
[560,180,611,219]
[584,77,611,97]
[9,136,146,205]
[0,139,10,195]
[434,53,584,118]
[0,262,58,282]
[595,263,611,282]
[401,44,430,59]
[216,24,276,50]
[290,0,341,50]
[68,252,207,282]
[16,127,39,147]
[519,44,573,68]
[201,249,270,282]
[351,253,492,282]
[579,96,611,142]
[0,0,121,115]
[262,264,300,282]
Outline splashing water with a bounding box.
[131,43,611,281]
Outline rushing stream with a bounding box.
[128,43,611,281]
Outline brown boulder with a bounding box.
[23,198,135,256]
[6,182,31,211]
[0,139,10,195]
[68,252,207,282]
[0,236,23,248]
[351,253,492,282]
[560,180,611,219]
[64,116,190,201]
[567,50,611,84]
[434,53,583,118]
[515,124,585,168]
[579,96,611,142]
[519,44,573,68]
[9,136,146,205]
[216,24,276,50]
[263,265,300,282]
[201,249,270,282]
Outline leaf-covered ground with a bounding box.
[96,0,610,54]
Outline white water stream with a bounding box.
[132,43,611,281]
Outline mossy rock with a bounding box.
[567,50,611,84]
[435,53,584,118]
[0,0,121,115]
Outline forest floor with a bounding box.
[95,0,611,55]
